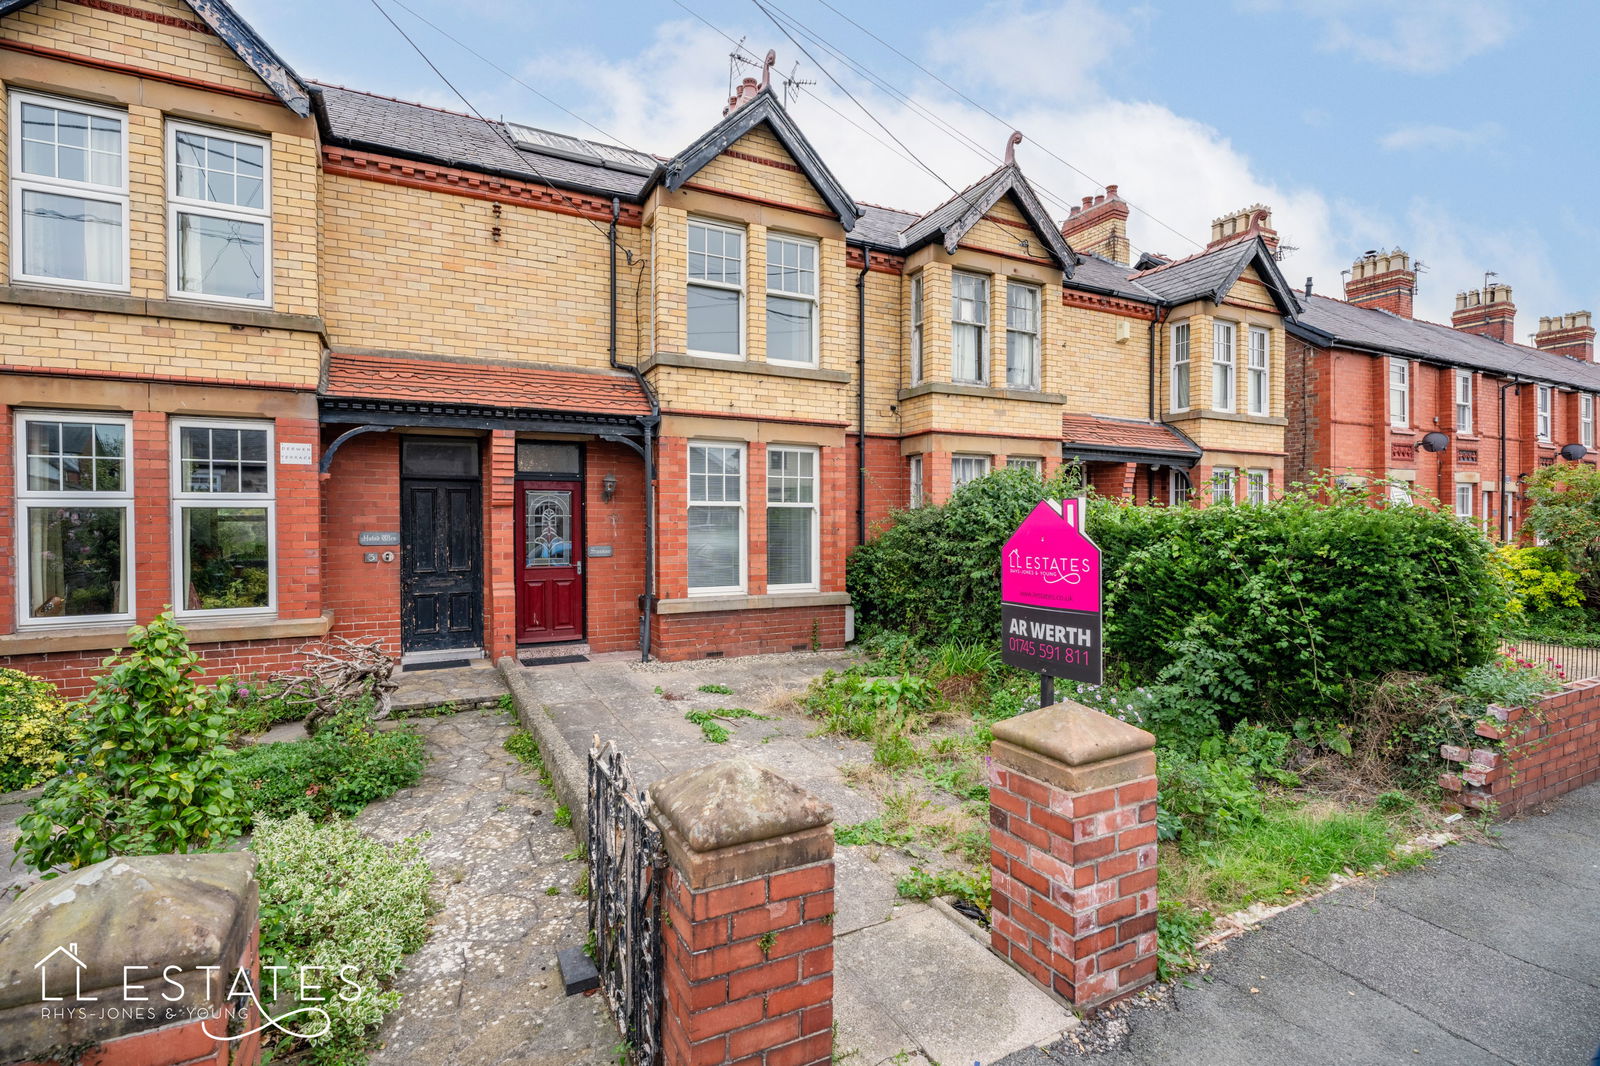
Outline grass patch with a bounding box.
[685,707,772,743]
[895,865,990,912]
[234,713,425,822]
[505,728,560,804]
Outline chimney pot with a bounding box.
[1344,245,1416,318]
[1105,183,1118,198]
[1082,196,1094,209]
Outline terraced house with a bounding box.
[0,0,1351,693]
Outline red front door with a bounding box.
[515,481,584,643]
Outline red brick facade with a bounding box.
[1438,678,1600,815]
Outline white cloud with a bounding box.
[923,0,1137,102]
[1379,122,1501,152]
[1291,0,1515,73]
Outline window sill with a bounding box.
[644,351,851,384]
[656,591,850,615]
[0,284,324,334]
[1165,409,1288,427]
[0,611,333,657]
[896,382,1067,405]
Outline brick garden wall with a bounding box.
[1439,677,1600,815]
[653,606,846,661]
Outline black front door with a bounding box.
[400,440,483,653]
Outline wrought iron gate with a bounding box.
[588,740,666,1065]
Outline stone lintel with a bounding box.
[993,740,1154,794]
[991,701,1155,769]
[650,758,832,852]
[659,819,834,892]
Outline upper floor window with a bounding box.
[1005,282,1041,390]
[168,122,271,305]
[1455,370,1474,434]
[951,454,990,490]
[173,420,274,615]
[16,410,133,625]
[687,219,744,358]
[909,274,924,384]
[10,92,128,291]
[687,441,745,594]
[1212,321,1236,412]
[766,235,817,366]
[1583,394,1595,449]
[766,445,818,592]
[1170,322,1191,411]
[1388,358,1410,427]
[1537,385,1553,442]
[951,271,988,385]
[1246,327,1269,416]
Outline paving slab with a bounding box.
[392,660,509,714]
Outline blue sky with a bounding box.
[235,0,1598,330]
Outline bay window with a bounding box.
[1247,327,1269,415]
[1170,322,1191,411]
[687,442,745,594]
[1005,281,1040,390]
[1006,456,1042,475]
[766,235,817,366]
[1211,467,1237,504]
[951,454,990,489]
[687,219,744,357]
[168,122,270,304]
[909,274,924,384]
[1246,468,1269,505]
[17,411,132,624]
[766,446,818,591]
[951,271,988,384]
[173,420,274,615]
[10,92,128,290]
[908,455,924,508]
[1212,321,1236,411]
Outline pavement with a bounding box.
[998,781,1600,1066]
[505,651,1082,1066]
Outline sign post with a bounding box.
[1000,497,1103,707]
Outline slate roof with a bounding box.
[895,165,1078,273]
[1062,413,1201,464]
[1063,252,1159,302]
[1291,296,1600,391]
[1131,236,1300,315]
[323,353,653,418]
[853,204,922,248]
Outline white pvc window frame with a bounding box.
[1583,394,1594,449]
[170,417,277,620]
[686,440,746,595]
[1247,326,1269,416]
[951,453,990,490]
[1455,370,1474,434]
[14,409,135,628]
[1455,483,1474,520]
[1170,321,1191,411]
[765,444,819,593]
[1212,320,1237,412]
[765,233,819,367]
[950,271,989,385]
[686,218,746,360]
[9,90,130,293]
[1006,455,1043,475]
[1388,358,1411,428]
[1005,280,1041,391]
[166,120,273,307]
[1246,468,1270,505]
[1537,385,1553,442]
[1211,466,1237,504]
[909,274,924,384]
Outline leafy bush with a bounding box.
[896,864,990,912]
[1494,545,1583,621]
[0,669,79,793]
[1155,751,1262,846]
[254,813,434,1062]
[849,466,1081,643]
[1454,653,1565,717]
[1524,462,1600,608]
[801,671,937,740]
[233,705,425,821]
[225,676,319,736]
[15,612,245,873]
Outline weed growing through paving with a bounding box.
[563,842,589,862]
[685,707,772,743]
[498,692,515,715]
[896,865,990,912]
[504,729,560,808]
[554,805,573,828]
[545,885,560,896]
[697,683,735,695]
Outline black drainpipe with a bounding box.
[1147,302,1170,422]
[1498,377,1519,542]
[855,243,872,548]
[609,198,661,662]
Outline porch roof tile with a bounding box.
[1061,413,1201,460]
[323,352,652,417]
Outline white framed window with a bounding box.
[687,441,745,594]
[172,419,275,616]
[167,121,271,305]
[687,219,745,358]
[766,446,818,592]
[1246,468,1270,505]
[15,410,133,625]
[908,455,923,508]
[10,91,129,291]
[1455,370,1474,434]
[1212,321,1237,411]
[1482,488,1494,532]
[951,454,990,490]
[1388,358,1411,427]
[1583,394,1594,449]
[766,234,817,366]
[1455,483,1474,520]
[951,271,988,384]
[1005,281,1041,390]
[909,274,924,384]
[1537,385,1553,442]
[1389,482,1413,505]
[1210,466,1237,504]
[1247,327,1270,416]
[1170,322,1191,411]
[1168,468,1190,504]
[1006,456,1042,475]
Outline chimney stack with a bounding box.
[724,76,761,115]
[1534,311,1596,362]
[1344,249,1416,318]
[1207,204,1278,253]
[1452,285,1517,343]
[1060,184,1130,266]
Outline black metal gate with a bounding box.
[588,740,665,1065]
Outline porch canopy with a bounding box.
[1061,413,1201,468]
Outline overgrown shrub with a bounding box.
[1523,462,1600,608]
[15,612,245,872]
[226,676,320,736]
[1454,653,1565,716]
[0,669,79,793]
[254,813,434,1062]
[1154,751,1262,846]
[233,704,425,821]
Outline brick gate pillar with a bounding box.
[0,852,261,1066]
[987,701,1159,1009]
[651,759,836,1066]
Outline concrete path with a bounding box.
[1000,782,1600,1066]
[357,708,617,1066]
[511,652,1081,1066]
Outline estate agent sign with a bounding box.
[1001,497,1103,691]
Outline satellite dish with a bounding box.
[1418,432,1450,453]
[1560,443,1589,462]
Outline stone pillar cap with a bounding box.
[652,758,832,852]
[0,852,257,1009]
[992,700,1155,767]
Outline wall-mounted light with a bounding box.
[602,473,618,502]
